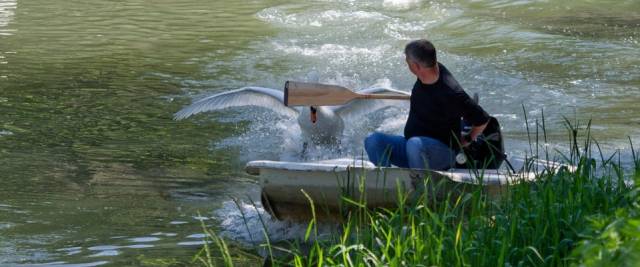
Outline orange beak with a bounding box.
[310,107,317,124]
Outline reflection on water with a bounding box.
[0,0,639,265]
[0,0,16,32]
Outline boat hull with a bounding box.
[246,157,569,221]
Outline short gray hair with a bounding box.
[404,39,437,68]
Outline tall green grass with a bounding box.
[196,116,640,266]
[570,137,640,267]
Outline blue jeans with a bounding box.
[364,132,455,170]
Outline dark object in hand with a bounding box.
[462,133,473,144]
[456,117,505,169]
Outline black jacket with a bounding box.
[404,63,490,149]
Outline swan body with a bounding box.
[297,106,344,144]
[174,85,410,147]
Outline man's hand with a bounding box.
[461,134,472,147]
[462,121,488,146]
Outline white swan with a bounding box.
[174,86,410,148]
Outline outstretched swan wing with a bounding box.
[333,87,410,119]
[174,87,299,120]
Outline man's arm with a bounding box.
[456,89,490,146]
[463,121,488,146]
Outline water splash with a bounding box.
[207,78,409,162]
[214,195,336,247]
[382,0,422,9]
[256,7,389,28]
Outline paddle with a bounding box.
[284,81,410,106]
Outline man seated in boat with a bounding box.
[364,39,490,170]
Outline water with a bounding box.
[1,0,638,265]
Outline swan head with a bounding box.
[310,106,318,124]
[297,106,344,144]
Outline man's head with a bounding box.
[404,39,439,84]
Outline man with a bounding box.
[364,39,490,170]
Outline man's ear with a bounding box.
[408,61,420,74]
[415,61,425,72]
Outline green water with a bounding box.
[1,0,639,265]
[0,0,274,265]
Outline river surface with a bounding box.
[1,0,639,265]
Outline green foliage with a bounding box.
[571,208,640,267]
[571,140,640,267]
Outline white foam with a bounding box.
[256,7,388,28]
[272,42,392,63]
[185,233,204,239]
[88,250,119,257]
[214,198,336,247]
[215,115,303,162]
[319,10,388,22]
[493,113,518,121]
[87,245,120,251]
[385,19,438,40]
[150,232,177,237]
[375,113,408,133]
[56,246,83,256]
[177,240,211,246]
[382,0,421,9]
[192,216,210,221]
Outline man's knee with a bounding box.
[405,137,423,152]
[364,132,383,149]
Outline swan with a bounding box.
[174,85,410,149]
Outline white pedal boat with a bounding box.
[245,157,573,221]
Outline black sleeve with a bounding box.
[456,91,490,126]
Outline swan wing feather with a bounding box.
[174,87,299,120]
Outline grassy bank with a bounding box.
[196,119,640,266]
